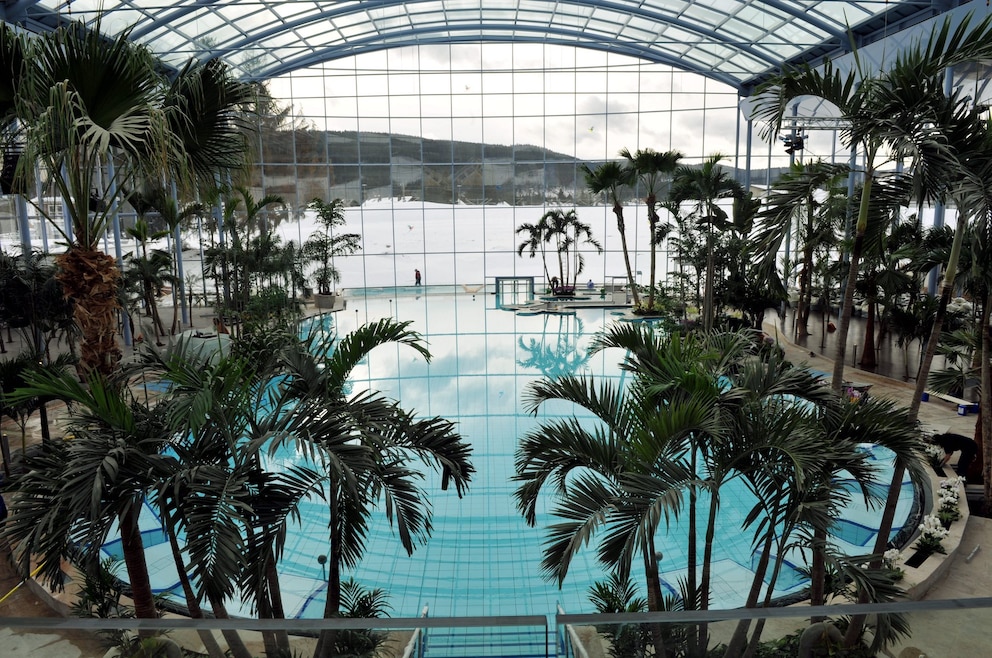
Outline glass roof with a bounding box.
[2,1,951,90]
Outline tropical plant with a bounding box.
[2,370,175,623]
[334,579,392,658]
[587,573,652,658]
[516,209,601,294]
[752,13,992,394]
[272,319,475,658]
[70,556,137,652]
[1,21,254,376]
[123,218,175,345]
[303,197,362,296]
[752,160,849,337]
[130,337,311,658]
[0,351,74,455]
[514,326,837,658]
[670,154,745,331]
[620,148,683,312]
[516,218,554,288]
[0,249,78,363]
[582,161,640,307]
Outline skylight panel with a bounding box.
[293,22,331,42]
[641,0,690,18]
[735,4,788,29]
[265,1,315,22]
[172,12,238,40]
[810,1,874,26]
[774,22,823,48]
[682,3,731,29]
[722,17,769,42]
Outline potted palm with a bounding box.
[302,198,361,309]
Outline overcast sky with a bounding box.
[267,43,749,165]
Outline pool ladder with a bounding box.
[420,627,554,658]
[405,604,590,658]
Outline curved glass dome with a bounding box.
[5,1,950,89]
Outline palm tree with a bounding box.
[2,370,174,624]
[582,161,640,306]
[124,218,175,344]
[620,148,683,312]
[543,208,602,292]
[127,333,321,658]
[752,13,992,392]
[515,325,835,658]
[304,197,362,296]
[670,154,745,332]
[752,161,849,337]
[4,21,254,376]
[516,218,554,288]
[274,319,474,658]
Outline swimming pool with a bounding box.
[102,291,917,619]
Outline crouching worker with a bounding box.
[933,432,978,479]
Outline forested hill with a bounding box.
[259,128,780,204]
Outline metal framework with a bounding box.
[0,1,968,91]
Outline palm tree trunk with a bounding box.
[742,540,792,658]
[809,525,828,620]
[614,208,641,307]
[686,455,699,656]
[648,200,659,310]
[118,504,158,623]
[859,300,877,368]
[981,293,992,514]
[703,228,715,333]
[910,215,967,419]
[844,459,907,646]
[163,510,227,658]
[830,233,865,391]
[831,171,874,392]
[56,247,122,377]
[696,491,720,656]
[797,245,815,338]
[207,591,254,658]
[315,486,342,658]
[725,500,781,657]
[641,537,668,658]
[266,547,292,655]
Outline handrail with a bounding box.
[557,604,590,658]
[400,604,430,658]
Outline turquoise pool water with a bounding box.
[102,292,916,619]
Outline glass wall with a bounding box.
[252,43,754,291]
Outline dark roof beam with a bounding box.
[129,0,223,41]
[0,0,43,23]
[196,0,780,82]
[255,23,744,89]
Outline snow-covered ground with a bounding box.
[1,198,680,291]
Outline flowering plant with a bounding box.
[938,477,965,523]
[915,514,949,555]
[924,443,946,470]
[883,548,904,581]
[882,548,902,569]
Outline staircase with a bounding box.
[422,627,553,658]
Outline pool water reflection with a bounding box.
[104,292,916,619]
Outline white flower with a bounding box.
[918,514,949,540]
[883,548,902,568]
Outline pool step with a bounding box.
[423,627,552,657]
